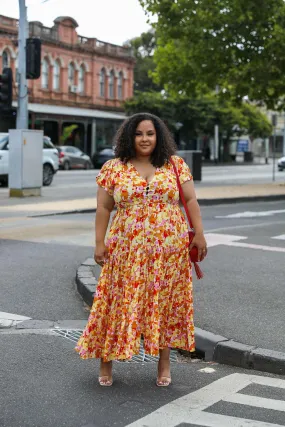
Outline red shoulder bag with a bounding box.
[170,158,204,280]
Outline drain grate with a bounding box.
[52,328,178,363]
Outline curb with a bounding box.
[29,193,285,218]
[76,258,285,376]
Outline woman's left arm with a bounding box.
[182,180,207,261]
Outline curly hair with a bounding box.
[114,113,177,168]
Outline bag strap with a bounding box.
[170,157,194,230]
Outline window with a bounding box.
[109,70,114,99]
[68,63,75,86]
[99,68,105,97]
[53,60,60,90]
[2,50,9,70]
[43,137,55,149]
[42,58,49,89]
[118,71,123,100]
[78,65,85,93]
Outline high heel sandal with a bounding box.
[98,376,113,387]
[156,377,172,387]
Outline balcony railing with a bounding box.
[29,22,59,41]
[77,36,133,58]
[0,15,18,32]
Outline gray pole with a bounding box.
[273,127,276,182]
[16,0,28,130]
[283,112,285,156]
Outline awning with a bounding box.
[12,102,127,121]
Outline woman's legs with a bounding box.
[157,347,171,386]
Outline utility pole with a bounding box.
[272,114,277,182]
[16,0,28,129]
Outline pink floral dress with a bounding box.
[75,155,195,361]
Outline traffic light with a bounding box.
[26,38,41,79]
[0,67,13,110]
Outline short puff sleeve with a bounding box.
[96,160,115,196]
[173,155,193,184]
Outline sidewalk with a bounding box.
[0,182,285,218]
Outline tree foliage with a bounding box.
[140,0,285,109]
[124,92,272,143]
[125,30,161,92]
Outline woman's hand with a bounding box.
[94,242,109,267]
[189,232,207,261]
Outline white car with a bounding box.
[278,156,285,171]
[0,133,59,186]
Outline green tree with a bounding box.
[124,92,272,155]
[140,0,285,109]
[125,30,162,92]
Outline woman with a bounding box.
[76,113,207,387]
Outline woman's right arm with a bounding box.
[94,186,115,266]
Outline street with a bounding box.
[1,173,285,426]
[0,163,284,205]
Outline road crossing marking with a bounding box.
[272,234,285,240]
[125,373,285,427]
[205,233,285,253]
[0,311,31,321]
[216,209,285,219]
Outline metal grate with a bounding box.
[52,329,178,363]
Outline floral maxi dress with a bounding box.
[75,155,195,362]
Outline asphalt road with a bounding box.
[1,199,285,426]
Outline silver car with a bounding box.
[57,146,92,170]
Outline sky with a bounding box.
[1,0,152,45]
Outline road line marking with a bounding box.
[224,393,285,412]
[272,234,285,240]
[216,209,285,218]
[186,411,282,427]
[227,241,285,253]
[0,311,31,321]
[205,233,247,248]
[125,373,285,427]
[206,220,285,234]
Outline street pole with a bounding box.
[214,124,219,163]
[214,85,220,163]
[16,0,28,129]
[273,127,276,182]
[283,112,285,156]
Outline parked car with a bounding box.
[278,156,285,171]
[0,134,59,186]
[92,147,115,169]
[56,146,92,170]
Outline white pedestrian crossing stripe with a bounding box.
[205,233,285,253]
[216,209,285,218]
[272,234,285,241]
[125,373,285,427]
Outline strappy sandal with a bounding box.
[98,376,113,387]
[156,377,172,387]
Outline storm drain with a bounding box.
[52,328,178,363]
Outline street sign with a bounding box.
[237,139,249,152]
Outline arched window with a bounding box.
[42,58,49,89]
[78,65,85,93]
[68,62,75,86]
[53,60,60,90]
[2,50,10,70]
[99,68,105,97]
[109,70,114,99]
[117,71,123,100]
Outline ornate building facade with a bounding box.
[0,14,135,155]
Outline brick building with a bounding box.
[0,14,135,156]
